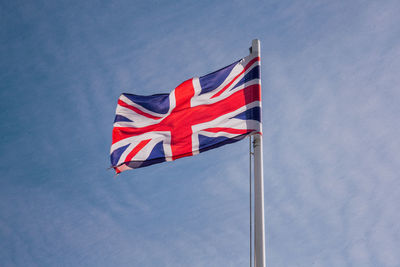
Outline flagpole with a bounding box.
[251,39,266,267]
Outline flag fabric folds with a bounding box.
[110,53,261,173]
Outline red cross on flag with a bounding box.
[110,53,261,173]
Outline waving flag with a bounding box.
[110,53,261,173]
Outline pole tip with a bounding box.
[251,39,260,54]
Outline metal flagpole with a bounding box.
[249,136,253,267]
[251,39,266,267]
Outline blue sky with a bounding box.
[1,0,400,266]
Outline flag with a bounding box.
[110,53,261,173]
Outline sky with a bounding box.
[1,0,400,266]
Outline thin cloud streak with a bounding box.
[1,0,400,266]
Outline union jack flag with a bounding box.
[110,53,261,173]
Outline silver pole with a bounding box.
[251,39,266,267]
[249,136,253,267]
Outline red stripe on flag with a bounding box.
[125,139,151,162]
[170,79,195,160]
[245,56,260,69]
[118,99,162,120]
[111,84,260,145]
[211,57,260,99]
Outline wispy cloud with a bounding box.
[1,0,399,266]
